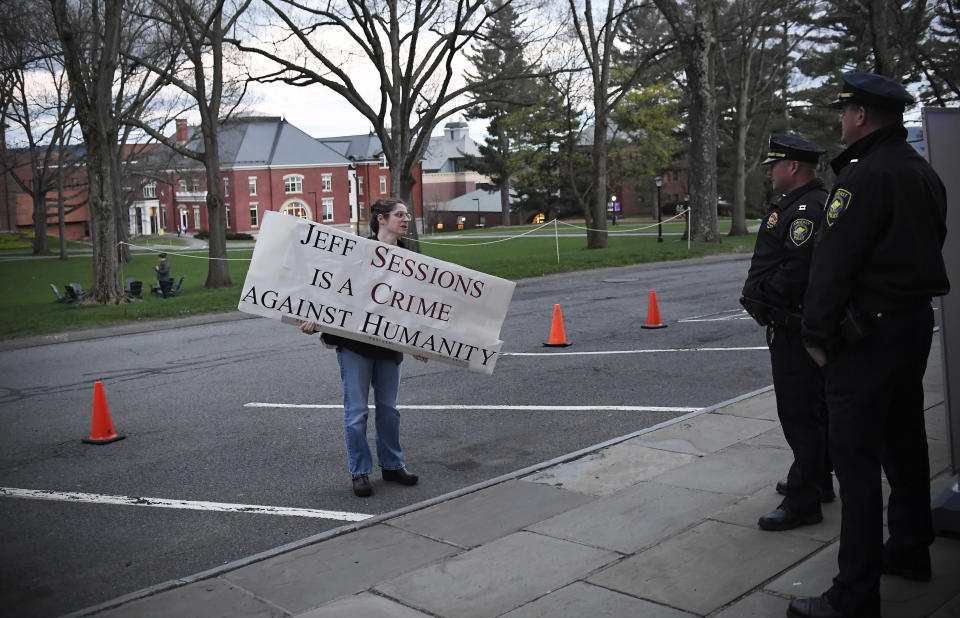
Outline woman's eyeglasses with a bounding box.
[391,212,412,220]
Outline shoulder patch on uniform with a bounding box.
[766,212,779,229]
[826,189,852,227]
[790,218,814,246]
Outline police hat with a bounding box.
[761,133,826,166]
[828,72,914,111]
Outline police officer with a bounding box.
[741,133,832,532]
[788,73,949,618]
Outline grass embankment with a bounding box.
[0,222,757,339]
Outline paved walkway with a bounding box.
[72,343,960,618]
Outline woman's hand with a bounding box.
[300,321,318,335]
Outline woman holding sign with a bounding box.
[300,198,426,497]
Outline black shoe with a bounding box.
[758,506,823,531]
[776,479,835,503]
[352,474,372,497]
[882,545,931,581]
[382,467,418,486]
[787,595,843,617]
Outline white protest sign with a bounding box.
[238,211,516,374]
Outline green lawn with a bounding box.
[0,227,757,339]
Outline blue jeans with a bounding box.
[337,347,404,476]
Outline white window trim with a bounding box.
[321,173,333,192]
[283,174,304,194]
[379,175,387,194]
[322,197,334,222]
[249,202,259,227]
[248,176,258,196]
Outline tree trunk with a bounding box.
[87,144,123,303]
[31,190,50,254]
[496,123,511,226]
[586,115,609,249]
[395,167,421,253]
[203,129,232,288]
[686,0,720,243]
[729,94,749,236]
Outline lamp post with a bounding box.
[654,176,664,243]
[473,197,480,228]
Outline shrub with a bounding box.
[194,230,209,240]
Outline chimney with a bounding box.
[175,119,188,143]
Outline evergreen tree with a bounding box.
[464,0,538,226]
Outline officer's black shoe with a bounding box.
[776,479,836,503]
[787,594,843,618]
[382,467,418,486]
[882,545,931,581]
[352,474,372,497]
[758,506,823,531]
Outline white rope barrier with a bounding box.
[117,207,694,263]
[118,241,252,261]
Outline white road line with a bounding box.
[502,346,766,357]
[0,487,372,522]
[245,403,701,412]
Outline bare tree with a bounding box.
[715,0,814,236]
[233,0,523,252]
[126,0,252,288]
[4,59,80,255]
[568,0,677,248]
[50,0,177,303]
[653,0,720,243]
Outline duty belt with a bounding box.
[739,295,802,330]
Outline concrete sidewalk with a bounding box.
[75,344,960,618]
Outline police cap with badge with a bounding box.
[828,71,914,111]
[761,133,826,166]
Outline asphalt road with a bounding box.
[0,252,772,618]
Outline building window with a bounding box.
[192,179,200,192]
[225,205,230,228]
[379,154,389,168]
[321,173,332,192]
[223,177,229,196]
[179,180,187,192]
[282,202,309,219]
[358,201,365,220]
[250,203,259,227]
[143,182,156,198]
[358,176,364,195]
[322,198,334,222]
[193,206,201,228]
[379,175,387,194]
[284,175,303,194]
[249,176,257,196]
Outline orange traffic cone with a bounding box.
[83,381,125,445]
[641,290,668,329]
[543,304,572,347]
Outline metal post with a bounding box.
[655,176,664,243]
[473,197,480,228]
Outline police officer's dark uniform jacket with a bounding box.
[742,134,831,523]
[743,178,827,325]
[793,72,949,618]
